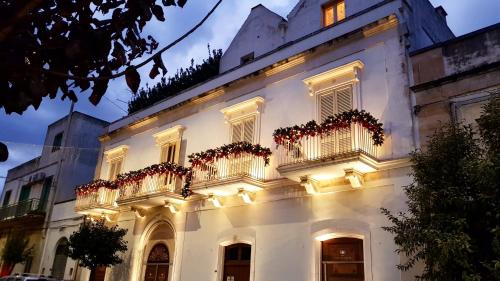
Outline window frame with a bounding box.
[52,132,63,152]
[320,237,364,281]
[230,115,256,144]
[322,0,346,27]
[108,157,123,180]
[217,239,256,281]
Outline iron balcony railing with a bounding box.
[191,152,267,186]
[75,187,119,211]
[277,123,379,167]
[118,173,184,200]
[0,198,45,221]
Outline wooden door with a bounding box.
[144,244,169,281]
[94,266,107,281]
[321,238,364,281]
[223,243,251,281]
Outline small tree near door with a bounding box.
[68,220,127,281]
[0,231,33,276]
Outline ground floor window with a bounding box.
[223,243,251,281]
[145,243,169,281]
[321,237,364,281]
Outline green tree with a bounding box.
[1,232,33,275]
[68,220,128,281]
[382,97,500,280]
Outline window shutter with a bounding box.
[320,92,335,122]
[335,85,353,113]
[161,143,177,163]
[243,118,255,143]
[232,123,243,143]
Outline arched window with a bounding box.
[52,238,68,280]
[145,244,169,281]
[223,243,251,281]
[321,237,364,281]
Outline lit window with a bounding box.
[321,237,364,281]
[160,142,177,164]
[323,1,346,27]
[52,132,63,152]
[108,158,123,180]
[231,117,255,144]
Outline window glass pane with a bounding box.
[336,1,345,21]
[52,132,63,152]
[241,245,251,261]
[323,5,334,26]
[2,191,11,207]
[456,100,488,127]
[225,246,239,261]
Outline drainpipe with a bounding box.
[37,102,75,275]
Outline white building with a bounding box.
[40,1,455,281]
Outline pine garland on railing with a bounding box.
[75,162,192,198]
[273,109,384,147]
[75,179,117,196]
[188,142,272,167]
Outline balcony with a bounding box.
[274,111,384,190]
[189,142,272,197]
[116,170,187,208]
[75,185,119,216]
[0,199,46,229]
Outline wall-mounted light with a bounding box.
[344,169,364,189]
[300,176,319,194]
[164,202,179,214]
[207,194,222,208]
[237,189,254,204]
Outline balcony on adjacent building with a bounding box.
[0,198,46,229]
[190,143,272,197]
[75,186,119,216]
[274,115,383,191]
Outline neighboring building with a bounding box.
[42,1,457,281]
[411,23,500,143]
[0,112,108,278]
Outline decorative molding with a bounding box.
[303,60,364,95]
[103,145,129,162]
[153,125,185,146]
[220,97,265,123]
[265,56,306,77]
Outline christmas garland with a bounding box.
[188,142,272,167]
[273,109,384,147]
[75,179,117,196]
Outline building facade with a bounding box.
[41,1,460,281]
[0,112,108,278]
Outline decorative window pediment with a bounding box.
[153,125,185,146]
[304,60,364,95]
[221,97,264,144]
[104,145,129,162]
[220,97,264,123]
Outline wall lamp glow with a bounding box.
[344,169,364,189]
[164,202,179,214]
[237,189,254,204]
[208,194,223,208]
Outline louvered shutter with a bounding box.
[243,118,255,143]
[161,143,177,163]
[232,123,243,143]
[336,86,353,153]
[320,91,336,156]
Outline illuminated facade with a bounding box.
[38,1,459,281]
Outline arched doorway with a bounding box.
[144,244,169,281]
[52,238,68,280]
[223,243,251,281]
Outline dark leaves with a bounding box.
[152,5,165,21]
[149,55,167,79]
[0,142,8,162]
[89,69,111,105]
[125,66,140,93]
[177,0,187,8]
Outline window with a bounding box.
[160,142,177,164]
[319,85,353,155]
[223,243,251,281]
[2,190,11,207]
[321,237,364,281]
[52,132,63,152]
[240,52,255,65]
[145,244,169,281]
[108,158,123,180]
[323,1,345,27]
[231,117,255,144]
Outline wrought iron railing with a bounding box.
[191,152,267,186]
[0,199,45,221]
[276,123,379,167]
[75,187,119,211]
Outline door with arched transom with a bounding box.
[144,243,169,281]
